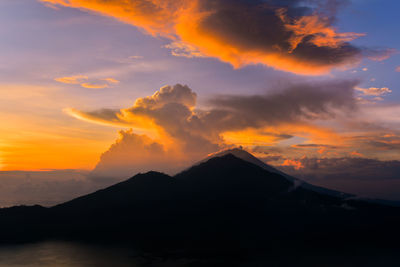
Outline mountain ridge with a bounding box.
[0,152,399,255]
[200,148,353,198]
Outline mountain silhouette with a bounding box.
[1,150,400,256]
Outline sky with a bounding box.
[0,0,399,205]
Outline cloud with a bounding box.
[40,0,373,75]
[292,143,340,154]
[359,104,400,130]
[277,7,364,52]
[207,80,356,129]
[164,42,205,58]
[63,108,133,128]
[132,84,197,109]
[354,86,393,106]
[365,48,397,62]
[345,133,400,153]
[0,170,95,207]
[292,144,339,149]
[349,151,364,157]
[55,75,88,84]
[276,156,400,200]
[55,75,120,89]
[90,129,186,180]
[66,81,359,178]
[81,83,109,89]
[355,86,392,96]
[281,159,304,170]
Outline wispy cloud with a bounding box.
[55,75,120,89]
[355,86,392,96]
[55,75,88,85]
[66,81,357,145]
[365,48,397,62]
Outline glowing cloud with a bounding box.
[278,9,364,52]
[63,108,132,128]
[41,0,368,75]
[281,159,304,170]
[55,75,120,89]
[67,82,357,142]
[355,86,392,96]
[64,81,358,179]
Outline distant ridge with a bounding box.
[0,152,400,255]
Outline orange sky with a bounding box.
[0,0,399,173]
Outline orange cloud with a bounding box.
[55,75,119,89]
[63,107,160,139]
[63,81,358,176]
[102,78,120,84]
[55,75,88,84]
[58,81,400,177]
[80,83,109,89]
[281,159,304,170]
[221,128,290,146]
[63,108,131,128]
[350,151,364,157]
[277,9,364,52]
[41,0,365,75]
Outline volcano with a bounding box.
[1,149,399,256]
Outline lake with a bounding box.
[0,241,399,267]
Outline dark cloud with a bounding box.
[293,144,339,149]
[90,129,186,180]
[69,81,357,150]
[348,134,400,151]
[285,157,400,179]
[203,80,357,134]
[41,0,387,75]
[277,157,400,200]
[67,81,358,179]
[199,0,361,68]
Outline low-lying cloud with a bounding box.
[355,86,392,97]
[277,156,400,200]
[0,170,94,207]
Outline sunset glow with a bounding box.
[0,0,399,203]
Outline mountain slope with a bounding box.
[0,153,399,253]
[204,148,353,198]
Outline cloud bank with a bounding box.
[65,81,359,179]
[278,156,400,200]
[41,0,374,75]
[91,129,186,180]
